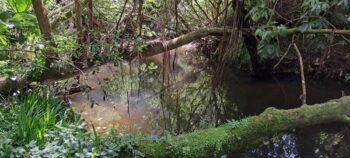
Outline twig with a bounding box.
[273,35,295,70]
[0,49,36,52]
[293,43,307,104]
[48,2,75,18]
[116,0,129,32]
[341,35,350,44]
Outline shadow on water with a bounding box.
[68,45,350,157]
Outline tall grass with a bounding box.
[12,90,65,145]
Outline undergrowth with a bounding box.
[0,88,144,158]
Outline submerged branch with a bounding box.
[293,43,307,104]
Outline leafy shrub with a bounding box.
[29,125,144,158]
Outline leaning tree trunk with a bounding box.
[139,96,350,157]
[32,0,56,65]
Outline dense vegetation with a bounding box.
[0,0,350,157]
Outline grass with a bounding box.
[13,90,66,145]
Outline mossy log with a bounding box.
[139,96,350,158]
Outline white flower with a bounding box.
[38,44,45,49]
[10,76,17,81]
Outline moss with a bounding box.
[139,96,350,158]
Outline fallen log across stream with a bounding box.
[139,96,350,157]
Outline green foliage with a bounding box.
[0,21,9,46]
[140,62,158,73]
[345,73,350,81]
[12,89,66,145]
[298,18,330,32]
[27,55,45,81]
[0,136,27,158]
[247,1,274,22]
[227,118,249,129]
[133,37,146,53]
[0,11,38,47]
[255,24,287,59]
[28,125,145,158]
[0,88,145,157]
[247,0,349,60]
[108,49,123,65]
[0,1,43,79]
[302,0,330,16]
[7,0,32,13]
[144,0,161,12]
[228,39,255,65]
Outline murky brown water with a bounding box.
[68,44,350,157]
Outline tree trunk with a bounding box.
[72,0,88,66]
[88,0,93,29]
[139,96,350,157]
[75,0,83,45]
[32,0,56,65]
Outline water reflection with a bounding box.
[68,46,350,157]
[69,48,235,135]
[233,125,350,158]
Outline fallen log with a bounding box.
[139,96,350,157]
[0,77,27,98]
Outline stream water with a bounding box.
[68,46,350,157]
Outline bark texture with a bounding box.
[32,0,55,46]
[75,0,83,45]
[32,0,56,66]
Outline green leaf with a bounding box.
[0,21,9,32]
[10,13,37,27]
[277,25,289,37]
[346,74,350,81]
[7,0,32,13]
[331,13,348,24]
[0,35,9,46]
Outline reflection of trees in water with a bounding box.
[149,70,241,134]
[99,60,240,135]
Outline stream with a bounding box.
[68,45,350,157]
